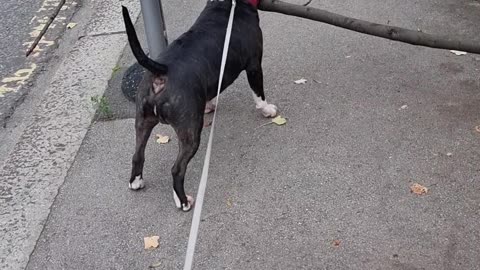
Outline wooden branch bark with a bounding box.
[258,0,480,54]
[26,0,66,57]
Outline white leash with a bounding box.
[183,1,237,269]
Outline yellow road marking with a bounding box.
[1,0,76,99]
[0,85,19,97]
[2,64,37,84]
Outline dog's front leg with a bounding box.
[171,123,202,212]
[246,67,278,117]
[129,112,158,190]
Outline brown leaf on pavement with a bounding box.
[155,134,170,144]
[410,183,428,195]
[144,236,160,250]
[149,262,162,268]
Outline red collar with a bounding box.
[247,0,260,7]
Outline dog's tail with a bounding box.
[122,6,168,75]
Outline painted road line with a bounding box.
[0,0,76,99]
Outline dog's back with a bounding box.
[159,1,262,97]
[124,1,262,99]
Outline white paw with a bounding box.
[183,195,195,212]
[173,190,195,212]
[129,176,145,190]
[252,94,278,118]
[261,103,278,118]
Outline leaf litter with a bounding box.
[149,262,162,269]
[257,115,288,128]
[294,78,307,84]
[156,134,170,144]
[410,183,428,195]
[272,116,287,126]
[67,22,77,29]
[144,236,160,250]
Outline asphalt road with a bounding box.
[0,0,39,79]
[16,0,480,269]
[0,0,77,125]
[0,0,38,123]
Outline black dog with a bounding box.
[122,0,277,212]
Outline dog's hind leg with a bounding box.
[171,123,202,212]
[129,114,158,190]
[205,98,216,114]
[246,67,278,118]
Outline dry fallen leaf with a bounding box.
[272,116,287,126]
[410,183,428,195]
[149,262,162,269]
[294,78,307,84]
[67,22,77,29]
[227,198,233,208]
[144,236,160,250]
[156,134,170,144]
[332,240,341,247]
[450,50,467,56]
[475,125,480,134]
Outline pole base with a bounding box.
[121,63,145,102]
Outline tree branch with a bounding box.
[302,0,313,6]
[26,0,66,57]
[258,0,480,54]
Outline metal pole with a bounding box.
[122,0,168,101]
[140,0,168,58]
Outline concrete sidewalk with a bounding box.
[7,0,480,269]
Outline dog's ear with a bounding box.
[152,75,167,94]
